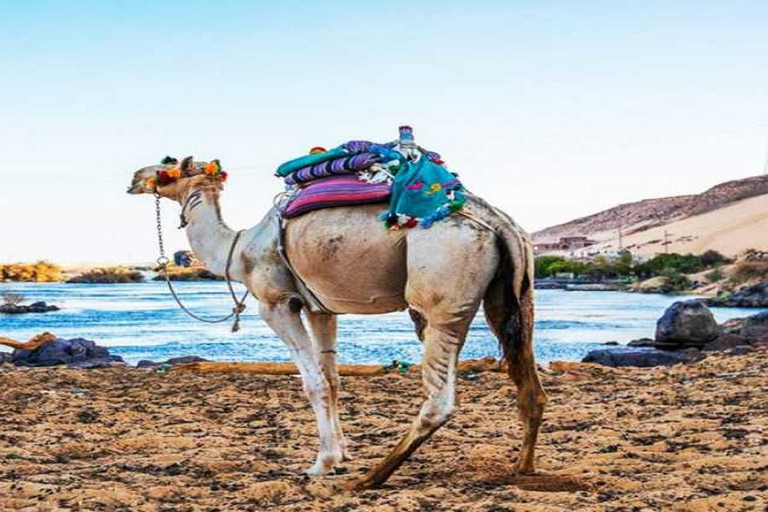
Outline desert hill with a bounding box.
[533,174,768,256]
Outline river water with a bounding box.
[0,282,761,365]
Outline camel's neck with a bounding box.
[180,187,238,277]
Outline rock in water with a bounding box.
[582,347,697,367]
[0,301,60,314]
[655,300,717,349]
[136,355,209,369]
[627,338,655,347]
[12,337,124,368]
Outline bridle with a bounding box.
[154,192,249,332]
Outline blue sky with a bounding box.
[1,1,767,263]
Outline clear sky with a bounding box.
[2,1,767,263]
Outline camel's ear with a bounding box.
[180,156,195,176]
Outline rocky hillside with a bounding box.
[533,174,768,243]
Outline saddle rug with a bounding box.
[277,126,466,228]
[281,175,391,219]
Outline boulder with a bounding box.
[707,281,768,308]
[12,337,124,368]
[739,311,768,340]
[725,346,755,356]
[717,311,768,344]
[627,338,655,347]
[655,300,717,349]
[582,347,698,368]
[0,352,12,365]
[0,302,60,314]
[702,334,750,352]
[137,355,209,369]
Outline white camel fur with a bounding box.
[127,156,547,489]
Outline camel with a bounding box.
[127,156,547,489]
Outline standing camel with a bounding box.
[127,156,547,489]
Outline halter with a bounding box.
[154,192,249,332]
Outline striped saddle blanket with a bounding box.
[281,175,391,219]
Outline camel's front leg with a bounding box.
[259,301,344,475]
[306,313,351,460]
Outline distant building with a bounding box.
[534,236,597,254]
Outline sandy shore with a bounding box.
[1,352,766,511]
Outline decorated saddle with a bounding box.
[277,126,466,229]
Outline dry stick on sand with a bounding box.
[171,356,504,377]
[0,332,57,352]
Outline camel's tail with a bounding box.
[467,198,535,366]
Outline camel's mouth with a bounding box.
[127,182,144,194]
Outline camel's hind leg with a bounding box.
[484,280,547,474]
[352,306,476,489]
[352,221,498,490]
[306,313,351,460]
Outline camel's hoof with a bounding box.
[303,463,334,477]
[304,451,345,477]
[343,477,376,492]
[513,463,536,476]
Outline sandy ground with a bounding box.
[592,193,768,257]
[1,352,766,511]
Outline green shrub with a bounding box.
[659,268,691,293]
[635,253,705,279]
[700,250,731,267]
[705,268,724,283]
[534,256,565,278]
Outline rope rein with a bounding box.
[154,193,249,332]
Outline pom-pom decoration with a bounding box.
[309,146,327,154]
[203,161,221,175]
[144,158,228,192]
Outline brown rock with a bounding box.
[703,334,750,352]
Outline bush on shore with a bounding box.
[729,260,768,284]
[0,261,63,282]
[535,250,731,284]
[67,267,145,284]
[658,268,691,293]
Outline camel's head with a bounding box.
[127,156,227,200]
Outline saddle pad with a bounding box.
[284,152,381,185]
[282,175,391,219]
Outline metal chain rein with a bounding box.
[154,193,249,332]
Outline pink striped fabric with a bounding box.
[282,175,391,219]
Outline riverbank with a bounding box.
[2,285,762,366]
[1,350,765,510]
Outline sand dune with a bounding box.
[594,193,768,257]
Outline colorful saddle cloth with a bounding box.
[277,126,466,228]
[282,175,391,219]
